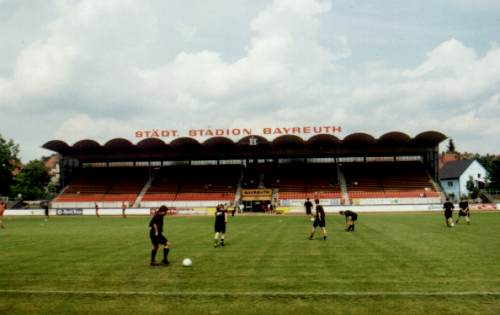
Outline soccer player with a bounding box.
[95,202,100,217]
[0,200,6,229]
[456,197,470,225]
[214,204,228,247]
[339,210,358,231]
[43,202,49,222]
[309,199,327,240]
[149,205,170,266]
[121,201,127,218]
[304,197,313,218]
[443,197,455,227]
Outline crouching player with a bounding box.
[149,205,170,266]
[456,198,470,225]
[340,210,358,231]
[214,204,228,247]
[309,199,327,240]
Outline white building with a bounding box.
[439,159,488,201]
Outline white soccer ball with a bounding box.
[182,258,192,267]
[310,218,314,222]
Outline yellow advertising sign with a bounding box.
[241,189,273,201]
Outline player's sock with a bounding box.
[162,248,170,263]
[151,249,157,263]
[308,234,314,240]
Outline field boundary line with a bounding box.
[1,289,500,297]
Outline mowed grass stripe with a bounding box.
[1,289,499,297]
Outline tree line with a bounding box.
[1,134,52,200]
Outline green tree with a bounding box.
[466,176,480,199]
[11,160,50,200]
[446,139,456,153]
[0,134,20,196]
[488,159,500,191]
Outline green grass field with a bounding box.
[0,212,499,315]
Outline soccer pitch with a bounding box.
[0,213,499,315]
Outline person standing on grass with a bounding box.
[121,201,127,218]
[304,197,313,218]
[339,210,358,231]
[456,197,470,225]
[309,199,327,240]
[443,197,455,227]
[44,202,49,221]
[95,202,100,217]
[149,205,170,266]
[214,204,228,247]
[0,200,6,229]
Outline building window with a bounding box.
[478,173,481,178]
[447,181,453,187]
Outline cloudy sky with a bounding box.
[1,0,499,162]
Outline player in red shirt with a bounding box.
[0,200,6,229]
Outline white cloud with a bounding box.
[1,0,500,161]
[54,114,134,144]
[137,0,341,115]
[0,0,156,107]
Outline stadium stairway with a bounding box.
[133,173,155,208]
[337,164,349,205]
[233,168,244,205]
[424,168,445,200]
[52,185,70,204]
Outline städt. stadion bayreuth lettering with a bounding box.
[134,125,342,139]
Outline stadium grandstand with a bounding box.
[43,131,446,211]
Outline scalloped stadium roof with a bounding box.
[43,131,446,162]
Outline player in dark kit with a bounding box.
[149,205,170,266]
[304,198,313,218]
[443,197,455,227]
[43,202,49,222]
[339,210,358,231]
[309,199,327,240]
[214,204,228,247]
[456,198,470,225]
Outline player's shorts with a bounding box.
[150,230,168,247]
[313,219,326,228]
[306,209,312,215]
[347,215,358,222]
[214,223,226,233]
[444,210,453,219]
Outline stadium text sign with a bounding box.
[241,189,273,201]
[56,209,83,216]
[134,125,342,139]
